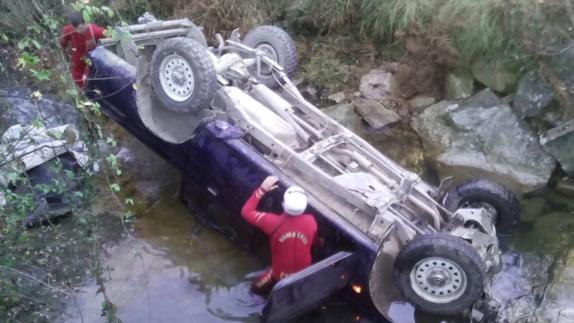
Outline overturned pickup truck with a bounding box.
[87,18,520,322]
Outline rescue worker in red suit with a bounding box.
[241,176,318,295]
[59,11,105,88]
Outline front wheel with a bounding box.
[441,179,520,234]
[394,233,486,315]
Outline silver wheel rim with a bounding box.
[159,54,195,102]
[410,256,467,304]
[255,43,278,76]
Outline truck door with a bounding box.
[261,251,360,323]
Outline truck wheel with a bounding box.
[394,233,486,315]
[242,25,298,89]
[151,37,216,113]
[441,179,520,234]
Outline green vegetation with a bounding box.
[300,55,351,93]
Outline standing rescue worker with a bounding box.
[241,176,318,295]
[59,11,105,88]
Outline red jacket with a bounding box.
[59,23,105,70]
[242,187,317,280]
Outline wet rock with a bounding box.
[513,70,555,118]
[412,89,556,194]
[354,98,400,130]
[0,89,80,131]
[556,178,574,198]
[359,68,400,101]
[471,59,518,93]
[486,251,553,323]
[408,96,436,113]
[536,249,574,322]
[327,91,346,104]
[444,69,474,100]
[520,197,547,222]
[540,120,574,178]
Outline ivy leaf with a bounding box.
[82,9,92,24]
[109,183,120,193]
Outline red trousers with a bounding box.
[71,64,87,88]
[251,268,278,295]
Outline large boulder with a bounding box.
[322,103,360,131]
[359,68,400,101]
[353,98,400,130]
[513,70,555,118]
[471,59,519,93]
[541,119,574,178]
[412,89,556,193]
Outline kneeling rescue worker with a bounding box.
[241,176,318,295]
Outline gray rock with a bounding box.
[322,103,360,131]
[541,120,574,178]
[0,89,80,132]
[412,89,556,194]
[486,251,553,323]
[327,91,346,104]
[444,69,474,100]
[471,59,519,93]
[359,68,400,101]
[408,96,436,113]
[513,70,555,118]
[536,249,574,322]
[354,98,400,129]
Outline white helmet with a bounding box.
[282,186,308,216]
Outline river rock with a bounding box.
[513,70,555,118]
[412,89,556,194]
[407,95,436,113]
[354,98,400,129]
[444,69,474,100]
[0,89,80,131]
[471,59,518,93]
[536,249,574,322]
[359,68,400,101]
[486,251,553,323]
[323,103,360,131]
[540,119,574,178]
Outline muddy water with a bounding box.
[61,188,364,323]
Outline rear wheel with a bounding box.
[394,233,486,315]
[242,25,298,89]
[151,37,216,113]
[441,179,520,234]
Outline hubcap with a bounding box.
[159,54,195,102]
[255,43,278,76]
[410,256,467,304]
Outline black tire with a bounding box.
[394,233,486,315]
[441,179,520,234]
[151,37,216,113]
[242,25,298,89]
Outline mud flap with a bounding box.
[261,251,359,323]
